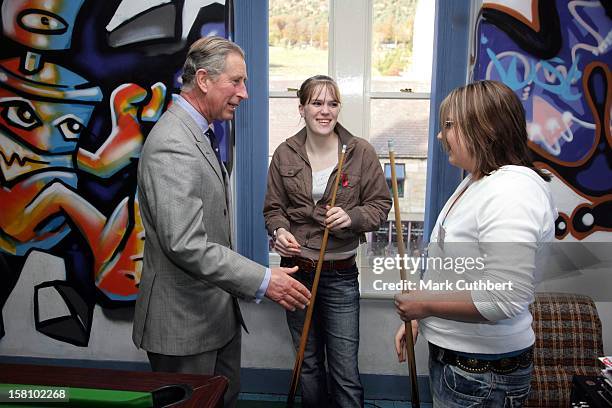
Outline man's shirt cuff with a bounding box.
[255,268,271,303]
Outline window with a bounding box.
[269,1,329,154]
[368,220,424,257]
[268,0,435,288]
[370,0,432,93]
[269,1,329,93]
[384,163,405,197]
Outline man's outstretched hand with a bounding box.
[265,266,311,311]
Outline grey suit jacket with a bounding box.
[133,103,266,355]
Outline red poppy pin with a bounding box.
[341,173,348,188]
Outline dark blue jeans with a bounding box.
[429,344,533,407]
[282,258,364,408]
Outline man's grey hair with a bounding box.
[181,36,245,90]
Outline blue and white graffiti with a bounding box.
[473,0,611,240]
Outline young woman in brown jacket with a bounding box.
[264,75,391,408]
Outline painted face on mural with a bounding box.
[0,94,94,183]
[299,85,340,137]
[437,119,474,173]
[0,96,90,151]
[201,52,248,122]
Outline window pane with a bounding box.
[370,0,434,93]
[384,163,405,179]
[269,0,329,92]
[384,163,405,197]
[269,98,302,157]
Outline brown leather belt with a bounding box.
[283,256,356,273]
[429,343,533,374]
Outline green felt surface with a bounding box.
[0,384,153,407]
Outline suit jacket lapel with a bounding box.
[168,103,225,184]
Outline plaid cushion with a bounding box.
[525,292,603,407]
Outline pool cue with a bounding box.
[388,140,420,408]
[287,145,348,408]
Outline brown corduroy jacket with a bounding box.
[263,123,391,252]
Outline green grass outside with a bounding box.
[269,46,328,78]
[269,45,406,79]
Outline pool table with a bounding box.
[0,362,227,407]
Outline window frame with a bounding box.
[247,0,473,299]
[269,0,433,141]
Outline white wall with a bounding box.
[0,251,146,363]
[240,297,430,376]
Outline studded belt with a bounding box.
[429,342,533,374]
[282,256,356,273]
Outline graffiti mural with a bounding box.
[472,0,611,240]
[0,0,230,346]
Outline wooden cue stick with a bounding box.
[388,140,420,408]
[287,144,348,407]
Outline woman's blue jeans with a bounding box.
[428,344,533,407]
[283,259,364,408]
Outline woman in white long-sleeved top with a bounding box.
[393,80,556,408]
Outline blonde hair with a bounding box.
[297,75,341,106]
[439,80,550,181]
[181,36,245,90]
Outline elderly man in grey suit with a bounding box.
[133,36,311,407]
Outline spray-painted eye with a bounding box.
[56,116,84,140]
[18,10,68,34]
[1,100,42,130]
